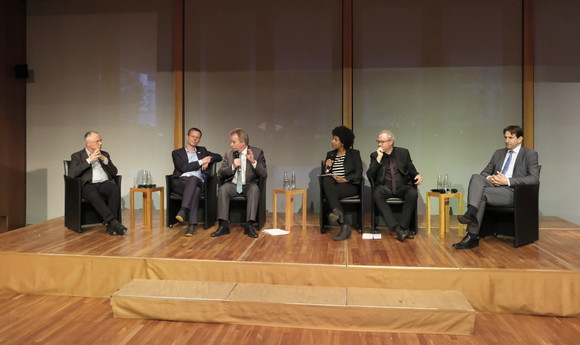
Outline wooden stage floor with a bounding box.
[2,211,579,271]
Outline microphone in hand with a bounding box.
[233,151,241,171]
[325,154,335,173]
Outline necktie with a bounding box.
[236,154,243,193]
[501,150,514,175]
[389,157,397,194]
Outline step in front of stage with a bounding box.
[111,279,475,335]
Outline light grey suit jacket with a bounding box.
[481,146,539,186]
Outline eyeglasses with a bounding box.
[376,140,391,144]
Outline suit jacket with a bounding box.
[481,146,539,186]
[171,146,222,180]
[323,149,363,185]
[218,146,267,184]
[366,146,419,186]
[69,149,118,186]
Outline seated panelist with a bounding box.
[69,131,127,236]
[211,128,267,238]
[366,129,423,242]
[171,127,222,237]
[453,125,540,249]
[320,126,362,241]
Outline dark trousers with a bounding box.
[82,180,120,224]
[173,175,203,224]
[373,184,417,230]
[218,181,259,222]
[321,176,359,213]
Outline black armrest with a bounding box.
[64,174,83,232]
[257,175,267,229]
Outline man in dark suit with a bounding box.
[366,130,423,242]
[69,131,127,236]
[172,127,222,237]
[211,128,267,238]
[453,125,540,249]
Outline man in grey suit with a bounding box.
[211,128,267,238]
[69,131,127,236]
[453,125,540,249]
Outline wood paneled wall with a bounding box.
[0,0,27,232]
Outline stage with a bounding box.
[1,211,580,321]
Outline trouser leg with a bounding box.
[82,181,119,223]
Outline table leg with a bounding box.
[445,198,450,234]
[130,190,135,228]
[148,189,154,228]
[426,195,431,235]
[285,192,293,230]
[159,189,164,228]
[438,196,445,237]
[458,193,464,236]
[302,191,307,231]
[273,191,278,228]
[142,191,149,228]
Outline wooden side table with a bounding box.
[130,186,164,228]
[273,188,307,231]
[426,191,464,237]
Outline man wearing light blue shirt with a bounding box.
[171,128,222,236]
[453,125,540,249]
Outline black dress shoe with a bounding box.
[211,224,230,237]
[176,208,189,223]
[328,208,344,223]
[244,223,258,238]
[109,219,127,236]
[334,223,352,241]
[457,214,478,227]
[185,224,195,237]
[452,233,480,249]
[393,225,407,242]
[107,224,118,236]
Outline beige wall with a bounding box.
[24,0,580,225]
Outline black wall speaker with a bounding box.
[15,64,29,79]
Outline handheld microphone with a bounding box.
[325,153,335,173]
[233,151,241,171]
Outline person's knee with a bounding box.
[406,188,418,200]
[373,187,385,202]
[246,184,259,197]
[470,174,486,184]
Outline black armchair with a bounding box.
[479,167,541,247]
[165,164,218,229]
[218,176,267,230]
[63,160,122,233]
[369,178,418,234]
[319,162,364,234]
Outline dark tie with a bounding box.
[389,157,397,194]
[501,150,514,175]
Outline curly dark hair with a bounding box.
[332,126,355,149]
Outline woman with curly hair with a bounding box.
[320,126,363,241]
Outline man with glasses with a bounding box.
[367,130,423,242]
